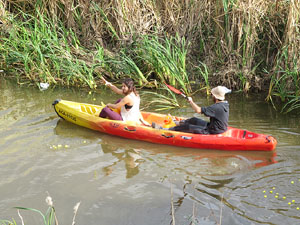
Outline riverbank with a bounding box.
[0,1,299,113]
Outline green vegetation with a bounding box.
[0,0,299,112]
[0,195,80,225]
[142,86,181,111]
[0,10,99,88]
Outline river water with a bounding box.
[0,77,300,225]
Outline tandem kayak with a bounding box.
[52,99,277,151]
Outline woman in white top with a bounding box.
[99,77,149,125]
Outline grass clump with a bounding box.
[0,8,103,89]
[0,195,80,225]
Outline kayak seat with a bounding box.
[221,129,247,138]
[80,105,97,114]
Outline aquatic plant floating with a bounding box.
[50,144,70,149]
[261,186,300,211]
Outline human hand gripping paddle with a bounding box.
[100,76,112,87]
[165,82,232,102]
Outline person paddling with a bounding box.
[99,77,150,126]
[152,86,231,134]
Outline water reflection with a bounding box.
[101,143,142,179]
[2,77,300,225]
[54,118,277,178]
[54,119,144,179]
[53,119,281,224]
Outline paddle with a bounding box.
[164,82,188,99]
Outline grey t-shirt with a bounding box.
[201,101,229,134]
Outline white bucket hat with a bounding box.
[211,86,231,100]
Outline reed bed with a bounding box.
[1,0,299,112]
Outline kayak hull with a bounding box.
[53,99,277,151]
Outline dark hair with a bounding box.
[123,78,138,96]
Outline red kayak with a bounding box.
[53,99,277,151]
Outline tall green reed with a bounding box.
[134,34,191,94]
[0,9,99,88]
[141,87,182,111]
[114,34,191,110]
[195,62,210,96]
[267,48,300,113]
[99,34,190,89]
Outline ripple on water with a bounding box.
[216,161,300,224]
[1,78,300,225]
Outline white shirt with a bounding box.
[121,92,140,122]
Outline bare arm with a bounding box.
[101,77,123,95]
[107,95,132,109]
[188,97,201,114]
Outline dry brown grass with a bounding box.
[0,0,5,17]
[3,0,300,92]
[281,0,300,68]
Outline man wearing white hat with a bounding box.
[154,86,231,134]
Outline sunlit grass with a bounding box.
[267,46,300,113]
[103,49,149,87]
[1,0,300,113]
[195,62,210,96]
[0,9,100,88]
[99,33,191,95]
[134,34,191,94]
[141,86,183,111]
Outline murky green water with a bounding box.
[1,77,300,225]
